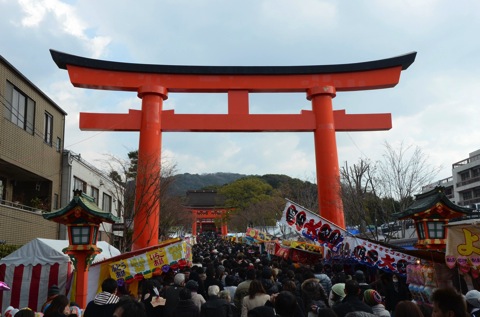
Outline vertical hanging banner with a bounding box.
[279,199,345,252]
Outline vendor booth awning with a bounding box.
[445,219,480,270]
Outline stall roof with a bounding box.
[0,238,120,266]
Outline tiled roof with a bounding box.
[43,191,120,223]
[184,190,226,207]
[394,186,473,219]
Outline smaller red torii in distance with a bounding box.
[51,50,416,250]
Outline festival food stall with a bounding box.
[87,238,192,301]
[445,219,480,289]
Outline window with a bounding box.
[5,81,35,134]
[56,137,62,152]
[461,171,470,181]
[416,222,425,239]
[44,112,53,145]
[53,193,59,209]
[91,187,99,205]
[473,167,480,178]
[102,193,112,212]
[474,187,480,198]
[71,226,90,245]
[463,191,473,201]
[427,221,445,239]
[73,177,87,193]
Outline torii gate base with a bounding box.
[51,50,416,250]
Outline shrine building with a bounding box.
[184,190,230,236]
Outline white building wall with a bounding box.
[60,151,123,240]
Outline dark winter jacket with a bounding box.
[83,291,120,317]
[332,294,374,317]
[174,299,201,317]
[201,295,232,317]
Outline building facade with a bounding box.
[60,150,123,243]
[423,149,480,210]
[0,55,66,245]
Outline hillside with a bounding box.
[169,172,247,196]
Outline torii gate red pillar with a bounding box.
[133,85,167,249]
[308,86,344,227]
[50,49,416,248]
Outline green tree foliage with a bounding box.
[219,176,273,210]
[0,244,20,259]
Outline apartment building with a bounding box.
[423,149,480,210]
[60,150,123,243]
[0,55,66,245]
[452,149,480,209]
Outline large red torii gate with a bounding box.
[50,50,416,250]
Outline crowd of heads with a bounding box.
[2,231,477,317]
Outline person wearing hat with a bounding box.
[84,278,120,317]
[41,285,60,313]
[363,289,389,317]
[466,289,480,317]
[186,279,206,312]
[329,283,346,307]
[355,270,370,298]
[332,280,373,317]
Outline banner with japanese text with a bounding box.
[109,240,191,283]
[279,199,345,251]
[329,236,417,276]
[446,222,480,271]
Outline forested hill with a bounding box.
[169,172,317,202]
[169,172,247,196]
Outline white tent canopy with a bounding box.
[0,238,120,313]
[0,238,120,266]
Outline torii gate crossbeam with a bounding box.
[50,50,416,250]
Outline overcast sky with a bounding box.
[1,0,480,183]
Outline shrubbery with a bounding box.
[0,244,20,259]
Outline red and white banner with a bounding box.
[279,199,345,252]
[330,236,417,275]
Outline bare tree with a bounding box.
[340,158,381,240]
[101,152,185,251]
[378,141,442,213]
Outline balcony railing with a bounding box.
[0,199,43,213]
[457,175,480,188]
[453,153,480,169]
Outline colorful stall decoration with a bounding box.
[108,239,191,284]
[263,240,323,263]
[329,236,417,276]
[279,199,345,252]
[246,228,271,243]
[445,220,480,274]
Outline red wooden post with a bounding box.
[308,86,345,229]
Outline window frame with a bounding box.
[102,193,112,212]
[73,177,87,193]
[44,112,53,145]
[5,81,35,134]
[427,221,445,239]
[91,186,99,205]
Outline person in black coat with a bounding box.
[174,288,200,317]
[201,285,232,317]
[331,280,373,317]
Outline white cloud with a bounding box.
[2,0,480,186]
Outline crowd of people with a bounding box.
[2,232,478,317]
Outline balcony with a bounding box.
[456,175,480,188]
[453,153,480,169]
